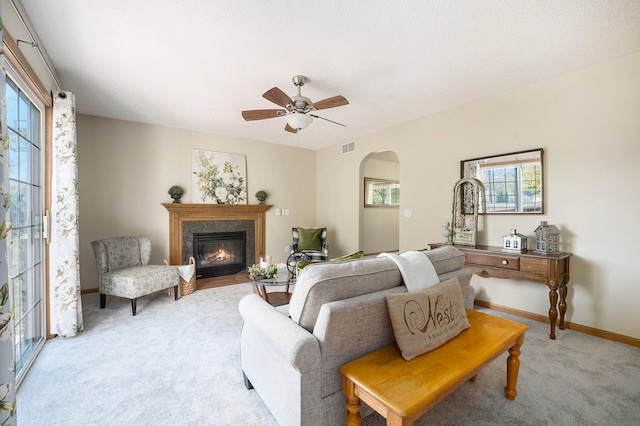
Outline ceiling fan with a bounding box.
[241,75,349,133]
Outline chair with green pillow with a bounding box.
[287,227,329,275]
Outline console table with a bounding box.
[431,244,571,340]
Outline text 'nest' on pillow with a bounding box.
[386,276,470,361]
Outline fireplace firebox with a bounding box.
[193,232,247,278]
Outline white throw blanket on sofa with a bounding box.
[378,251,439,292]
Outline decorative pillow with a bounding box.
[297,227,323,251]
[296,250,364,275]
[386,277,470,361]
[330,250,364,262]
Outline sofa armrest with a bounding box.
[239,294,320,371]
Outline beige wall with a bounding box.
[318,52,640,339]
[77,116,317,289]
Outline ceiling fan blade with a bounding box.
[284,123,298,133]
[263,87,293,108]
[309,114,346,127]
[312,95,349,111]
[242,109,285,121]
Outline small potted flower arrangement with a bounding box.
[248,263,278,280]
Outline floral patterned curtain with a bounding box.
[50,91,83,337]
[0,9,19,424]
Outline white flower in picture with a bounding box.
[192,149,247,204]
[215,186,229,201]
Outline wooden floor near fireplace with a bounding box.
[196,275,242,290]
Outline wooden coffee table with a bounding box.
[340,310,528,426]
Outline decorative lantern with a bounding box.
[534,221,560,254]
[451,178,486,246]
[502,229,528,253]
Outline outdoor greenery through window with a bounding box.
[364,178,400,207]
[482,163,541,213]
[6,71,46,385]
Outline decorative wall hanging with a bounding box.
[192,149,247,204]
[451,178,486,246]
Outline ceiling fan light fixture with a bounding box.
[286,112,313,130]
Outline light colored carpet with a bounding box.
[17,284,640,425]
[17,285,277,425]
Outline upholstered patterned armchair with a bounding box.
[91,236,180,315]
[287,227,329,274]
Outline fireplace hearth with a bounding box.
[193,232,246,278]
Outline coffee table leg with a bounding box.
[252,284,272,304]
[343,378,362,426]
[504,333,524,400]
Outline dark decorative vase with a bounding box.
[171,194,182,203]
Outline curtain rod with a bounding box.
[8,0,63,93]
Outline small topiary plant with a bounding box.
[168,185,185,196]
[255,190,268,204]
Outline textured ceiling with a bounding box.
[17,0,640,150]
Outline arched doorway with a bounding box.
[359,151,400,254]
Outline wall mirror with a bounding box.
[460,148,543,214]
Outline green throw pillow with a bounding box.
[297,228,323,252]
[330,250,364,262]
[296,250,364,276]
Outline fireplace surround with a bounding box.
[162,204,272,277]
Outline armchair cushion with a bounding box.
[101,265,180,300]
[296,227,324,252]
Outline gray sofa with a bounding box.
[238,245,474,426]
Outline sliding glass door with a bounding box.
[5,68,46,385]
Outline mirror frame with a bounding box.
[460,148,544,214]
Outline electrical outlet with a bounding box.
[275,208,282,216]
[404,209,412,218]
[284,209,290,216]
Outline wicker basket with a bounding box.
[166,257,197,297]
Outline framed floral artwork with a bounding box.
[192,149,247,204]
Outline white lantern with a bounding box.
[502,229,528,253]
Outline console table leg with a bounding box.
[559,280,568,330]
[505,334,524,401]
[548,287,558,339]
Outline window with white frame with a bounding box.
[364,178,400,207]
